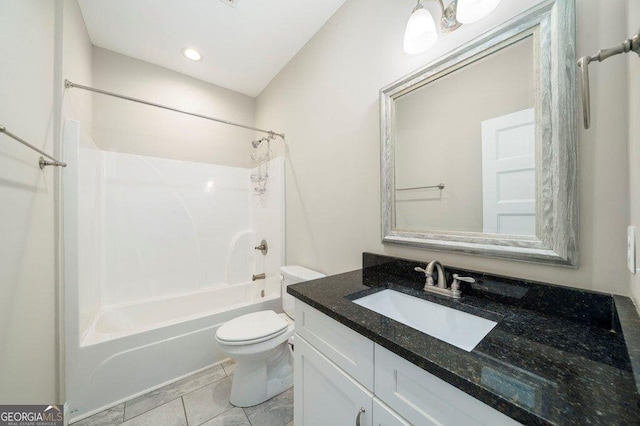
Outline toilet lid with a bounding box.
[216,310,288,344]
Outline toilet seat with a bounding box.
[216,310,288,346]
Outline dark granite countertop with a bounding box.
[287,253,640,425]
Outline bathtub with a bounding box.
[82,280,276,345]
[67,278,281,422]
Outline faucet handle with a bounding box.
[414,266,428,275]
[452,274,475,284]
[449,274,474,299]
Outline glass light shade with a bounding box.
[403,8,438,55]
[456,0,501,24]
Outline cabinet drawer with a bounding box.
[295,300,374,390]
[375,345,520,426]
[373,398,411,426]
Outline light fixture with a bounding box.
[404,3,438,54]
[181,47,203,61]
[403,0,502,54]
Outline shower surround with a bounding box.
[63,120,285,420]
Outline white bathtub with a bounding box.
[67,279,281,422]
[83,280,274,346]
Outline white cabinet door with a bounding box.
[294,334,373,426]
[373,398,411,426]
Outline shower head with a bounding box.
[251,137,269,148]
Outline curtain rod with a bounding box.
[0,125,67,169]
[64,80,285,139]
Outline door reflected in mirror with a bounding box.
[394,36,536,236]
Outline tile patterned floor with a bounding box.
[71,360,294,426]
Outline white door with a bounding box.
[294,335,373,426]
[481,109,536,235]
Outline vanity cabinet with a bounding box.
[294,300,520,426]
[294,337,373,426]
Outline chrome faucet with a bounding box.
[414,260,475,299]
[416,260,446,288]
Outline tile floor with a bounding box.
[71,360,294,426]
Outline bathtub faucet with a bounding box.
[252,273,266,281]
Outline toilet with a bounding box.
[215,265,325,407]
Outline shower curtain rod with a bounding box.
[0,125,67,168]
[64,80,285,139]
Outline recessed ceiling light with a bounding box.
[181,47,203,61]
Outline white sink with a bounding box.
[353,289,497,352]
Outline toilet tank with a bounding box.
[280,266,325,319]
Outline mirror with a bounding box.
[381,0,578,266]
[395,36,535,235]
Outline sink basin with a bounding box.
[353,289,497,352]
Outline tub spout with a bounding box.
[252,273,266,281]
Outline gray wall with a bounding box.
[0,0,77,404]
[92,48,257,168]
[256,0,631,295]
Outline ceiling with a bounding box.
[78,0,346,97]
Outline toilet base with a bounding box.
[229,343,293,407]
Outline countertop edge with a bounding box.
[613,295,640,398]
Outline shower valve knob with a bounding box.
[254,239,268,255]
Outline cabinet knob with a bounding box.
[356,407,365,426]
